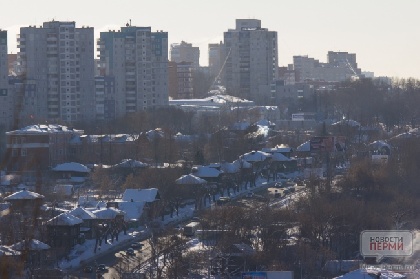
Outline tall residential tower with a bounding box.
[223,19,278,101]
[17,21,95,123]
[170,41,200,70]
[97,26,168,119]
[0,30,14,130]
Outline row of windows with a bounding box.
[12,149,27,156]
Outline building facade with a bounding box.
[4,124,83,174]
[168,61,194,99]
[170,41,200,70]
[223,19,278,101]
[0,30,14,130]
[208,41,224,77]
[17,21,95,123]
[97,26,169,119]
[293,51,361,83]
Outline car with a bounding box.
[216,197,231,205]
[96,264,107,273]
[126,248,135,256]
[191,216,200,222]
[131,242,143,249]
[245,192,254,198]
[283,189,290,195]
[274,182,285,188]
[83,266,93,273]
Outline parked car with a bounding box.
[126,248,135,256]
[83,266,93,273]
[274,182,285,188]
[216,197,231,205]
[96,264,107,273]
[131,242,143,249]
[246,192,254,198]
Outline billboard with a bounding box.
[310,136,346,152]
[310,136,335,152]
[292,113,305,121]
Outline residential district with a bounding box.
[0,18,419,279]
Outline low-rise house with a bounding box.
[45,212,83,259]
[121,188,161,222]
[9,239,51,269]
[67,207,97,239]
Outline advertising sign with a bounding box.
[310,136,335,152]
[360,230,414,262]
[292,113,305,121]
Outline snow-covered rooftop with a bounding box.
[271,152,291,162]
[68,207,97,220]
[191,166,223,178]
[262,144,293,154]
[69,134,138,144]
[0,246,21,256]
[4,190,44,200]
[333,267,405,279]
[113,159,149,169]
[117,201,146,221]
[77,196,98,208]
[10,239,50,251]
[6,124,82,135]
[121,188,159,203]
[175,174,207,185]
[52,162,90,173]
[46,212,83,226]
[92,207,125,220]
[296,141,311,152]
[241,150,272,162]
[331,119,361,127]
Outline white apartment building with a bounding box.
[17,21,95,123]
[97,26,168,119]
[223,19,278,102]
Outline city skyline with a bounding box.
[1,0,419,79]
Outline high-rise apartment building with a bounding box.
[327,51,361,75]
[168,61,194,99]
[293,51,361,83]
[208,41,224,77]
[223,19,278,101]
[170,41,200,70]
[97,26,168,119]
[0,30,7,87]
[0,30,14,130]
[17,21,95,123]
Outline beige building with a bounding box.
[223,19,278,102]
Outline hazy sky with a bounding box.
[1,0,419,78]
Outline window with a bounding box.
[12,149,18,157]
[21,149,27,157]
